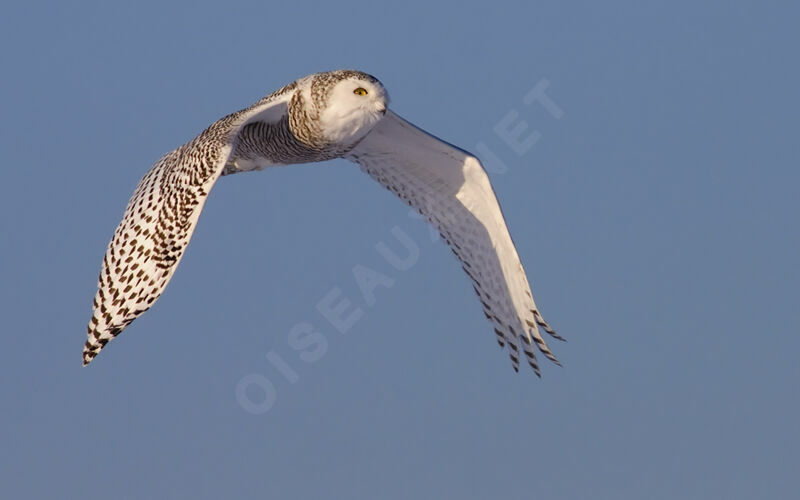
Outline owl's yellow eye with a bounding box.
[353,87,368,96]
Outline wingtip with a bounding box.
[82,340,99,367]
[532,310,566,342]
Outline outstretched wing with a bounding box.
[83,95,291,365]
[347,111,563,375]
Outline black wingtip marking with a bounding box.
[532,310,566,341]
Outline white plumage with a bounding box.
[84,70,564,375]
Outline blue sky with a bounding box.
[1,1,798,499]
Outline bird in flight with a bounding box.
[84,70,564,375]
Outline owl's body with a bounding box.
[84,70,563,375]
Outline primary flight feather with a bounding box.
[84,69,564,375]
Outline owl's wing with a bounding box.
[83,95,291,365]
[347,111,563,375]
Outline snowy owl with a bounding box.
[84,69,564,375]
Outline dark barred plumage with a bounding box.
[85,71,369,364]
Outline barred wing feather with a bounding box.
[83,96,290,365]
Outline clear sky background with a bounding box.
[1,1,798,499]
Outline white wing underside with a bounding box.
[347,111,563,374]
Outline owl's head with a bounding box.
[312,70,389,145]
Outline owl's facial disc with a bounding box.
[318,77,389,145]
